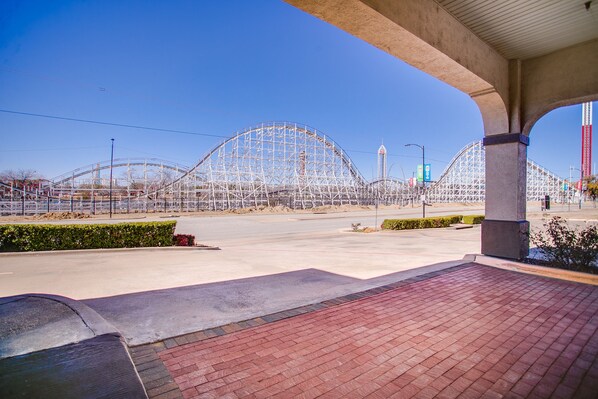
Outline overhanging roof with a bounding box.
[435,0,598,59]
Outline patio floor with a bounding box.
[131,263,598,399]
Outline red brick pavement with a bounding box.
[132,263,598,398]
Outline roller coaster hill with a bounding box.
[0,122,572,216]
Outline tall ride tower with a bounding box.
[581,102,593,178]
[377,144,387,180]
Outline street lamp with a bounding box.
[571,166,584,209]
[109,138,115,218]
[405,143,426,218]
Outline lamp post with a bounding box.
[405,143,425,218]
[109,138,114,218]
[567,166,572,212]
[571,166,584,209]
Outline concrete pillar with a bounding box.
[286,0,598,260]
[481,134,529,259]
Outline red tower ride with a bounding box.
[581,102,593,180]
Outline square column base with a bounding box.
[481,219,529,260]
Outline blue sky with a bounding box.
[0,0,594,181]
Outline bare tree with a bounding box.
[0,169,44,215]
[0,169,42,189]
[0,169,41,185]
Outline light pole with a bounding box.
[571,166,583,209]
[109,138,114,218]
[568,165,572,212]
[405,143,425,218]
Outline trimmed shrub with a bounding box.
[462,215,485,225]
[174,234,195,246]
[382,215,462,230]
[0,221,176,252]
[529,216,598,273]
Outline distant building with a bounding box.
[377,144,387,181]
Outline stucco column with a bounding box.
[481,134,529,259]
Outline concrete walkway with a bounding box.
[132,263,598,399]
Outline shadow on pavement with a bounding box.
[0,335,146,399]
[84,268,360,345]
[84,261,465,346]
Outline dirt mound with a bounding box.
[33,212,91,220]
[224,205,293,214]
[221,204,379,214]
[311,204,370,213]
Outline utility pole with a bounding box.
[405,144,425,218]
[569,165,572,211]
[580,168,584,209]
[375,194,379,231]
[571,165,583,209]
[109,138,114,218]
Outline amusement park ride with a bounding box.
[0,120,574,215]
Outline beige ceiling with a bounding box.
[435,0,598,60]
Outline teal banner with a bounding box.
[424,164,431,182]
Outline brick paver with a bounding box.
[132,264,598,398]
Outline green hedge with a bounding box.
[0,221,177,252]
[382,215,463,230]
[462,215,485,225]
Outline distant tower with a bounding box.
[581,102,593,178]
[377,144,387,180]
[94,163,101,186]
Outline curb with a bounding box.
[465,254,598,286]
[0,245,220,257]
[19,293,120,337]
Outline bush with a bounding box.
[382,215,462,230]
[0,221,177,252]
[462,215,485,224]
[174,234,195,246]
[529,216,598,274]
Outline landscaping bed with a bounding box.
[381,215,484,230]
[527,216,598,275]
[0,221,178,252]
